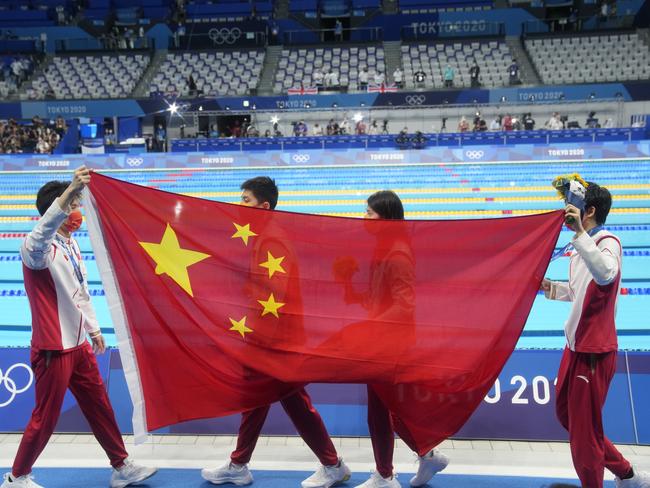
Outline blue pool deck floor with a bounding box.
[2,434,646,488]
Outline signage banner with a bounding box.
[0,348,645,443]
[0,141,649,172]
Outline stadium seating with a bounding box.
[29,54,150,99]
[0,81,10,98]
[525,32,650,84]
[170,127,647,152]
[185,0,273,21]
[0,55,36,100]
[289,0,319,15]
[150,50,265,97]
[0,0,68,28]
[83,0,171,24]
[398,0,492,13]
[401,40,514,89]
[274,45,385,93]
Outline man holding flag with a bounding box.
[201,177,351,488]
[542,179,649,488]
[2,167,157,488]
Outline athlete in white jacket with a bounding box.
[2,166,157,488]
[542,183,649,488]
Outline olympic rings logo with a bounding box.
[405,95,426,106]
[125,157,143,167]
[292,154,310,163]
[208,28,242,45]
[0,363,34,408]
[465,150,484,159]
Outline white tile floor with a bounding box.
[1,434,650,481]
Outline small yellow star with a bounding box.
[231,222,258,246]
[229,316,253,338]
[258,293,286,318]
[139,223,210,297]
[259,251,286,278]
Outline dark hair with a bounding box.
[584,182,612,225]
[367,190,404,220]
[241,176,279,209]
[36,180,69,216]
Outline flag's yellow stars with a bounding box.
[257,293,286,318]
[139,224,210,297]
[259,251,286,278]
[229,316,253,338]
[232,222,257,246]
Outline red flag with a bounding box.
[84,173,563,449]
[288,86,318,95]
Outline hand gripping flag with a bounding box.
[84,173,563,449]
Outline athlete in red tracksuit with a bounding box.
[340,191,449,488]
[542,183,649,488]
[201,177,351,488]
[1,167,156,488]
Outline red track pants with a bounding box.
[230,388,338,466]
[367,385,421,479]
[12,344,128,477]
[556,348,631,488]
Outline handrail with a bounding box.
[169,127,647,152]
[282,26,384,45]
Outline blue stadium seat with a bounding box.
[87,0,110,7]
[290,0,318,12]
[143,6,169,18]
[254,1,273,13]
[353,0,380,7]
[1,9,50,21]
[84,8,111,19]
[322,0,349,15]
[187,2,252,17]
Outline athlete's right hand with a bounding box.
[91,333,106,355]
[540,278,551,292]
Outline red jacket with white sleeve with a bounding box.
[21,199,100,351]
[545,229,621,353]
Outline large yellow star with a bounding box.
[229,316,252,338]
[139,223,210,297]
[232,222,257,246]
[258,293,286,318]
[259,251,286,278]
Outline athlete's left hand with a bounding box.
[91,333,106,355]
[565,204,584,235]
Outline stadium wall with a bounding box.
[2,82,650,121]
[1,347,648,443]
[0,140,649,171]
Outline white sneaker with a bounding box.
[354,471,400,488]
[109,459,158,488]
[410,449,450,487]
[201,462,254,486]
[301,458,352,488]
[615,469,650,488]
[1,473,44,488]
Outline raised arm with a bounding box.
[20,166,91,270]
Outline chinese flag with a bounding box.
[85,173,563,450]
